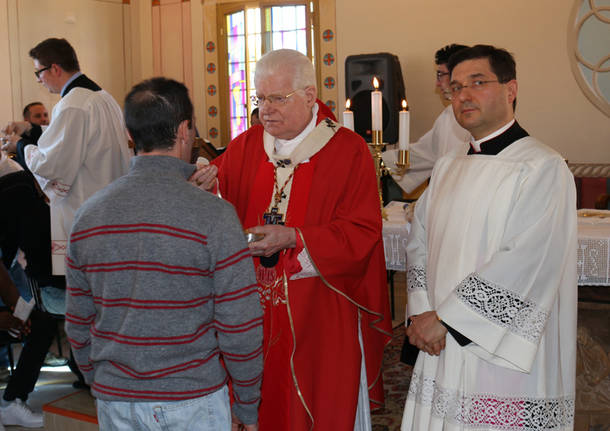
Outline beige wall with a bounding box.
[0,0,131,122]
[336,0,610,163]
[2,0,607,163]
[0,0,206,129]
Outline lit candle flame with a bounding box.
[373,77,379,90]
[402,99,408,110]
[346,99,351,110]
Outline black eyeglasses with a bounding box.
[34,66,52,79]
[436,71,450,80]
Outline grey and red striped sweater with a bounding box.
[65,155,263,425]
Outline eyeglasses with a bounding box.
[450,79,499,96]
[436,71,450,80]
[34,66,52,79]
[250,90,299,107]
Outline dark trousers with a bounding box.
[2,310,55,402]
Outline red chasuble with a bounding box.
[213,106,391,430]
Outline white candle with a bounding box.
[398,99,410,150]
[343,99,354,131]
[371,77,382,131]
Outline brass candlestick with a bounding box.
[369,130,388,220]
[394,149,410,175]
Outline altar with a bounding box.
[382,203,610,287]
[577,209,610,286]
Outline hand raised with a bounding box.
[188,164,218,192]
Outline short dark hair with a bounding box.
[23,102,44,119]
[29,38,80,72]
[124,77,193,153]
[435,44,468,65]
[251,108,259,117]
[448,44,517,110]
[447,44,516,82]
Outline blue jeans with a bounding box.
[96,385,231,431]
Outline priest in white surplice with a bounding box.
[5,38,131,276]
[401,45,577,431]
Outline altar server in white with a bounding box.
[8,38,132,275]
[401,45,577,431]
[383,44,470,193]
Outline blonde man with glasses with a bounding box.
[401,45,577,431]
[192,48,391,431]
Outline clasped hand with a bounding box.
[406,310,447,356]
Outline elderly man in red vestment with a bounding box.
[193,49,391,431]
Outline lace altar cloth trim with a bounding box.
[455,274,548,343]
[382,221,408,271]
[382,218,610,286]
[408,371,574,430]
[407,265,426,292]
[577,237,609,286]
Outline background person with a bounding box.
[3,37,132,276]
[65,77,263,431]
[401,45,577,431]
[383,44,470,194]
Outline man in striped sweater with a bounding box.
[65,78,263,430]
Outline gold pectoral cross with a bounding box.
[263,207,284,225]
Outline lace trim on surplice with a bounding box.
[455,273,548,344]
[406,265,427,292]
[408,371,574,430]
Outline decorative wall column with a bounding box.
[318,0,339,117]
[151,0,194,96]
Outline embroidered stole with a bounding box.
[244,119,340,307]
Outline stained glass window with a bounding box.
[226,10,248,139]
[223,2,314,142]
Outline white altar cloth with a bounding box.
[577,209,610,286]
[382,205,610,287]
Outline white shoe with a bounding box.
[0,399,43,428]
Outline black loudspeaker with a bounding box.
[345,53,406,143]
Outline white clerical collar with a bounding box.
[470,118,515,153]
[274,103,319,157]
